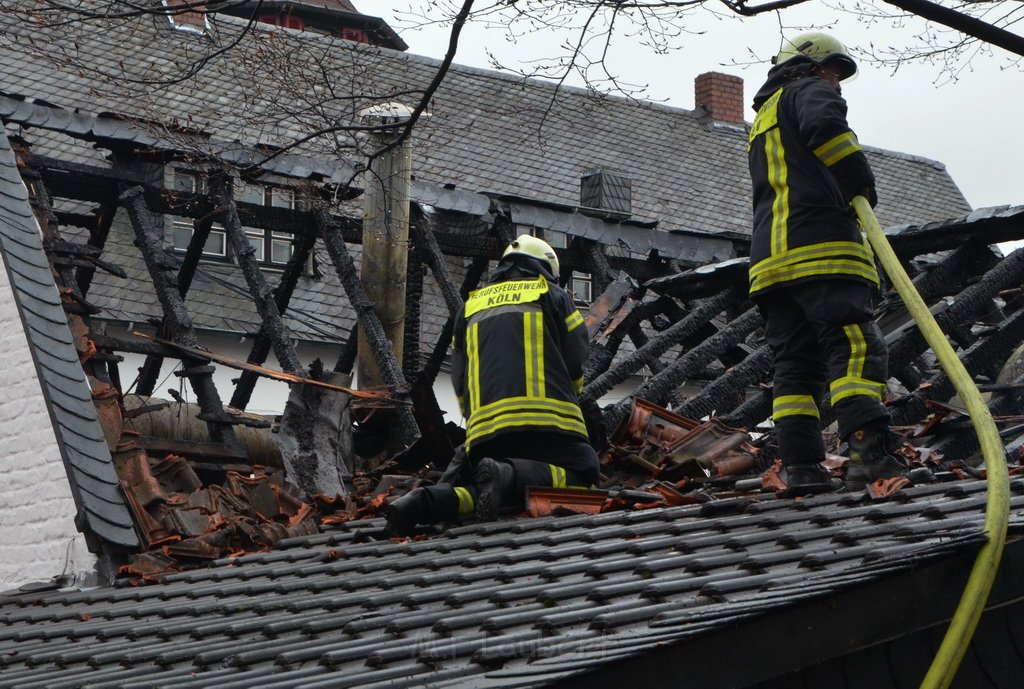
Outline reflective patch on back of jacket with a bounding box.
[464,276,549,318]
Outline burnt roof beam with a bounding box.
[891,294,1024,430]
[410,209,464,318]
[604,306,763,433]
[582,290,736,404]
[216,176,306,378]
[230,231,317,410]
[888,249,1024,378]
[315,206,420,452]
[74,199,120,298]
[121,186,239,448]
[135,212,216,397]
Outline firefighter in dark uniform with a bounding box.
[748,32,909,495]
[385,235,600,533]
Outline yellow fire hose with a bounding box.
[852,196,1010,689]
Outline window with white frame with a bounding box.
[239,183,298,269]
[171,170,226,258]
[569,271,593,305]
[170,170,306,272]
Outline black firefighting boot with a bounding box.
[472,458,518,522]
[777,462,842,498]
[845,425,911,493]
[384,484,461,535]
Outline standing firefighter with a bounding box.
[747,32,910,496]
[385,235,600,533]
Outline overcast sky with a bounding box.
[371,1,1023,213]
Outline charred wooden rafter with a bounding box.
[583,290,737,404]
[217,176,306,377]
[603,306,764,434]
[136,208,217,396]
[75,199,120,298]
[892,303,1024,429]
[121,186,239,449]
[230,230,317,410]
[315,206,420,452]
[403,243,424,383]
[411,209,464,318]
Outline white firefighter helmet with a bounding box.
[774,32,858,81]
[502,234,560,275]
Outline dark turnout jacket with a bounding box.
[451,256,589,451]
[747,59,879,297]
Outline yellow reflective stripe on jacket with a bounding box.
[843,324,867,380]
[454,486,475,515]
[773,394,819,420]
[750,258,879,294]
[464,276,548,318]
[467,322,481,414]
[466,396,587,445]
[748,240,874,280]
[549,465,567,489]
[565,310,584,333]
[524,311,545,399]
[766,127,790,257]
[829,376,885,404]
[466,412,588,445]
[470,395,585,423]
[572,375,583,395]
[813,131,862,167]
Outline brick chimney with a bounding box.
[694,72,745,125]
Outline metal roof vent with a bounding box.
[580,168,631,221]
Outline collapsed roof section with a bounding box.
[3,85,1024,579]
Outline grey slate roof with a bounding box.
[0,128,137,548]
[0,7,971,236]
[1,479,1022,688]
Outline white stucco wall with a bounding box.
[0,252,95,591]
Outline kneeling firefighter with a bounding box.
[385,235,601,533]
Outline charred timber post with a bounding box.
[357,103,414,392]
[230,231,317,410]
[582,290,734,404]
[334,324,359,376]
[315,206,420,453]
[217,177,306,378]
[121,186,238,448]
[580,239,615,298]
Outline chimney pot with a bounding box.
[694,72,745,125]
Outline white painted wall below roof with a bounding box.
[0,251,95,591]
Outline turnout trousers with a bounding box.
[754,280,890,466]
[419,432,600,521]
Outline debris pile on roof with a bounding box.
[118,461,320,582]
